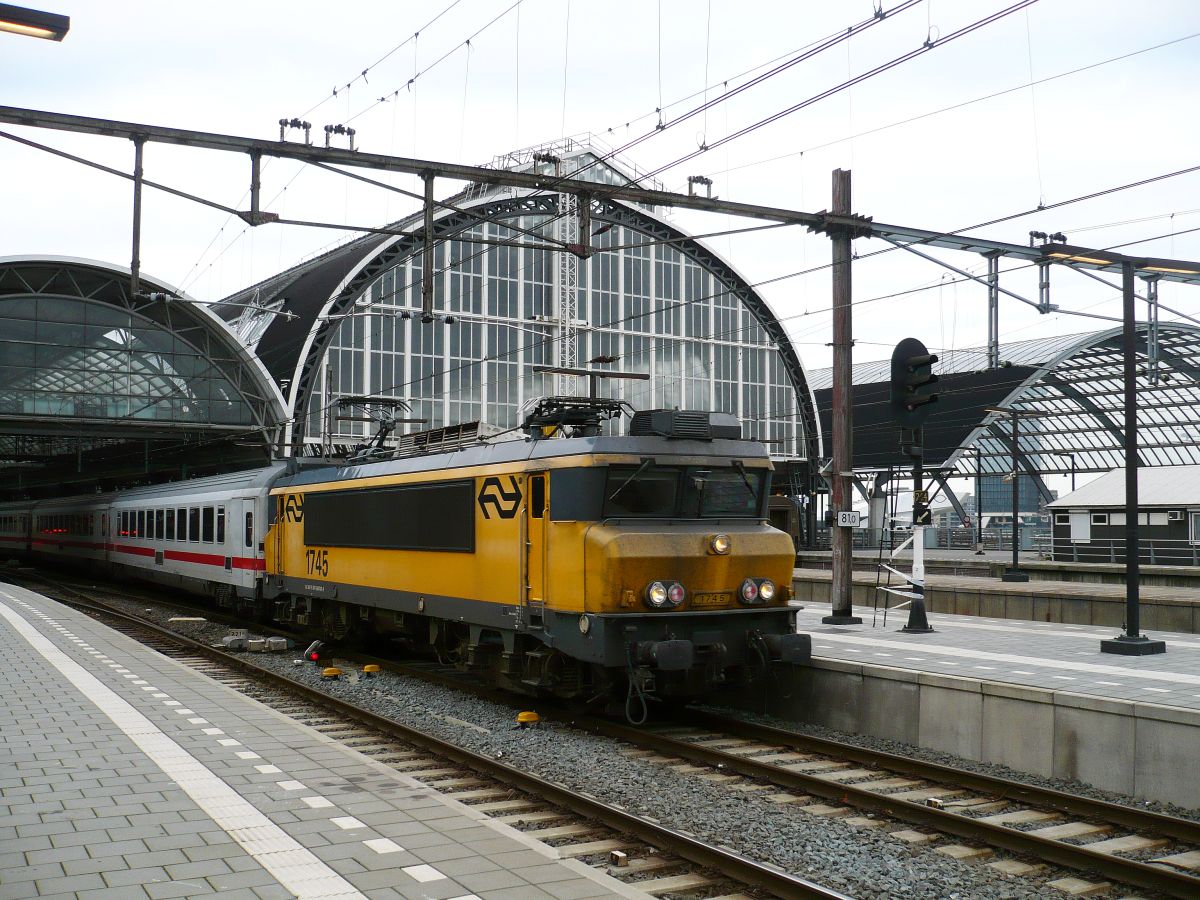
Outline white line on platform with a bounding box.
[799,607,1200,649]
[0,594,367,900]
[807,632,1200,686]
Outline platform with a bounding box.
[0,583,641,900]
[792,566,1200,633]
[756,602,1200,808]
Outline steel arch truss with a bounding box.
[289,193,820,463]
[951,323,1200,477]
[0,258,287,447]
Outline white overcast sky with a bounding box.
[4,0,1200,385]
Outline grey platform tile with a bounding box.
[252,886,300,900]
[206,868,290,893]
[434,854,504,878]
[513,864,589,885]
[145,880,216,899]
[104,824,170,842]
[15,821,74,839]
[2,861,65,884]
[28,843,96,865]
[472,886,559,900]
[86,838,151,859]
[195,890,264,900]
[78,886,152,900]
[182,840,248,863]
[71,815,137,833]
[31,873,108,895]
[487,849,565,869]
[310,840,417,869]
[142,833,194,852]
[457,869,529,892]
[543,879,621,900]
[411,841,484,864]
[121,848,190,870]
[100,865,171,888]
[3,835,52,853]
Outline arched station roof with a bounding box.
[0,257,288,495]
[810,324,1200,480]
[217,145,821,463]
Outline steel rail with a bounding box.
[286,653,1200,897]
[44,594,847,900]
[575,710,1200,899]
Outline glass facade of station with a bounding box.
[306,212,804,456]
[0,295,252,425]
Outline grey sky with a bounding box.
[3,0,1199,385]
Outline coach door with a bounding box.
[524,473,548,620]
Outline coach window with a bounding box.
[155,509,164,539]
[177,507,188,540]
[244,512,253,548]
[136,509,145,537]
[165,509,175,540]
[189,507,200,542]
[202,507,214,543]
[216,506,225,544]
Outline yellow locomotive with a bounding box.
[266,401,808,716]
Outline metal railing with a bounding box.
[1048,535,1200,566]
[811,526,1049,553]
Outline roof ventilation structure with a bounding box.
[628,410,742,441]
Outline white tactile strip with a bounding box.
[0,594,370,899]
[0,593,462,894]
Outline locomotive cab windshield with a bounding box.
[603,462,767,519]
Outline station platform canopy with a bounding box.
[810,323,1200,492]
[0,257,288,498]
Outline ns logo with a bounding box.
[477,476,522,519]
[283,494,304,523]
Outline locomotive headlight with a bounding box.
[709,533,731,555]
[739,578,761,604]
[758,579,776,601]
[578,614,591,635]
[645,581,669,608]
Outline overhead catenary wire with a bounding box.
[720,30,1200,178]
[304,211,1200,428]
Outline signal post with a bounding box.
[890,338,939,633]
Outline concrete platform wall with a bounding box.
[742,660,1200,809]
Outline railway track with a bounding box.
[32,586,846,900]
[21,571,1200,897]
[375,663,1200,899]
[588,711,1200,898]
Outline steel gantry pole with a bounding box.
[823,169,862,625]
[130,135,145,297]
[1102,261,1166,655]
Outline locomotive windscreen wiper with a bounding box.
[608,457,655,502]
[731,460,757,498]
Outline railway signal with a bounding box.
[887,338,938,635]
[890,338,939,428]
[304,640,325,665]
